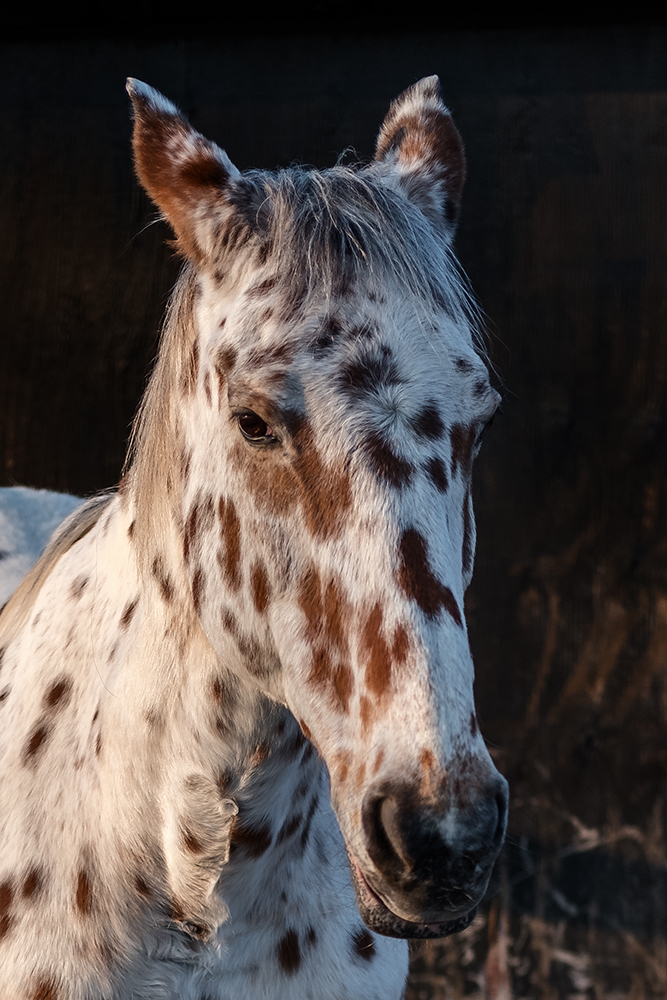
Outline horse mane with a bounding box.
[0,492,114,644]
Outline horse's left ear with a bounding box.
[373,76,466,237]
[127,78,241,262]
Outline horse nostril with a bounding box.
[362,791,409,879]
[380,796,413,869]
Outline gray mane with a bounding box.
[225,164,485,338]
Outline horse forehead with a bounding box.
[217,292,484,410]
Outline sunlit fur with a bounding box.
[0,77,507,999]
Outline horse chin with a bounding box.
[348,858,477,940]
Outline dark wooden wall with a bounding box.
[2,19,666,999]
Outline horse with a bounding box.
[0,76,508,999]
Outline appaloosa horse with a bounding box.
[0,76,508,999]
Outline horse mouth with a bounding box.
[348,859,477,940]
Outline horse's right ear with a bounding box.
[127,79,240,262]
[372,76,466,238]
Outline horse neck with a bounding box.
[104,486,296,789]
[81,493,322,934]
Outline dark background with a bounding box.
[2,9,666,998]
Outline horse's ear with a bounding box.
[373,76,466,237]
[127,79,240,262]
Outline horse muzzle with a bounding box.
[349,774,508,938]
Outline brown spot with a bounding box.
[293,422,352,539]
[0,880,13,916]
[211,676,229,707]
[360,695,374,733]
[391,624,410,664]
[412,402,445,441]
[70,575,88,600]
[95,733,102,756]
[217,770,234,794]
[182,828,202,853]
[372,748,385,775]
[120,597,139,629]
[170,898,186,922]
[306,926,317,946]
[298,567,323,641]
[185,494,215,565]
[293,778,310,802]
[450,423,476,480]
[352,927,376,961]
[127,519,136,538]
[230,417,352,541]
[31,979,59,1000]
[0,911,11,941]
[250,743,271,767]
[24,723,49,762]
[425,456,448,493]
[76,870,92,914]
[276,813,303,843]
[250,562,270,613]
[398,529,462,625]
[332,749,351,784]
[309,647,331,690]
[420,748,436,771]
[22,867,42,900]
[332,663,354,713]
[203,370,212,405]
[229,817,272,858]
[221,607,238,634]
[339,346,402,398]
[299,796,318,852]
[246,274,277,298]
[361,603,392,699]
[100,939,117,966]
[182,337,200,395]
[180,448,192,484]
[277,928,301,974]
[183,501,200,563]
[191,566,205,613]
[362,433,414,488]
[0,645,6,671]
[354,761,367,791]
[323,578,348,652]
[213,344,237,393]
[217,497,242,590]
[44,677,72,710]
[152,556,175,603]
[0,688,10,703]
[299,719,312,742]
[134,874,152,898]
[462,488,474,577]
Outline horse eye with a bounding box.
[237,411,275,442]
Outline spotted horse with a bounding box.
[0,76,508,999]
